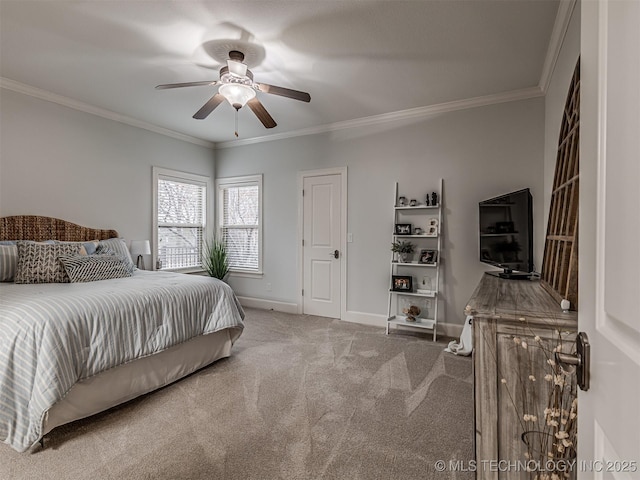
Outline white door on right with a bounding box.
[580,0,640,476]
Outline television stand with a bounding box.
[486,270,532,280]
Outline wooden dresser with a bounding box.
[466,273,578,480]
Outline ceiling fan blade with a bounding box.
[193,93,225,120]
[247,98,277,128]
[155,80,218,90]
[255,83,311,103]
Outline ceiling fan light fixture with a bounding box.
[227,59,248,78]
[218,83,256,110]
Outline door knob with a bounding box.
[331,249,339,259]
[555,332,590,391]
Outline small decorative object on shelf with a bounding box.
[419,249,437,264]
[394,223,411,235]
[402,305,420,322]
[416,289,435,296]
[388,179,443,340]
[392,275,413,292]
[391,240,415,263]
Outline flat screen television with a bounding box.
[479,188,533,279]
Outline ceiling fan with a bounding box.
[156,50,310,135]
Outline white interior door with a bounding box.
[302,174,341,318]
[580,0,640,475]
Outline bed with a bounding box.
[0,215,245,453]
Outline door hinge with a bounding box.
[302,189,305,196]
[302,289,304,296]
[302,239,305,246]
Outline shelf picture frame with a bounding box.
[394,223,411,235]
[392,275,413,292]
[419,249,438,264]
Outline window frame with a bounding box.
[216,174,263,277]
[152,166,213,273]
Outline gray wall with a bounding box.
[0,89,215,251]
[1,85,550,330]
[216,98,545,328]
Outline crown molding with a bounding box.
[1,77,545,151]
[0,77,215,149]
[216,86,544,149]
[538,0,578,94]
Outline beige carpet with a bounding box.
[0,308,474,480]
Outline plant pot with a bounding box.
[397,253,409,263]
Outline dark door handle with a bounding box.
[555,332,590,391]
[331,249,339,259]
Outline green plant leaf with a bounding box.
[391,240,415,253]
[202,237,230,280]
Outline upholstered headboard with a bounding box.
[0,216,118,242]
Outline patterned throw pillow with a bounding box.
[58,253,134,283]
[0,244,18,282]
[14,241,82,284]
[53,240,97,255]
[96,238,135,270]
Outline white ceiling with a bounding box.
[0,0,560,145]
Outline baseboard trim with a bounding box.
[236,296,299,314]
[238,300,464,339]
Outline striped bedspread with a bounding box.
[0,270,244,452]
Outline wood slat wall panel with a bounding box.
[541,59,580,310]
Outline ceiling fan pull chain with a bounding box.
[235,109,239,137]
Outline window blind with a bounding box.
[221,183,259,271]
[157,177,206,270]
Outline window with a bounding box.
[153,167,212,272]
[217,175,262,275]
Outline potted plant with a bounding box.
[391,240,415,263]
[202,237,229,281]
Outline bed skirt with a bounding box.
[42,328,238,437]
